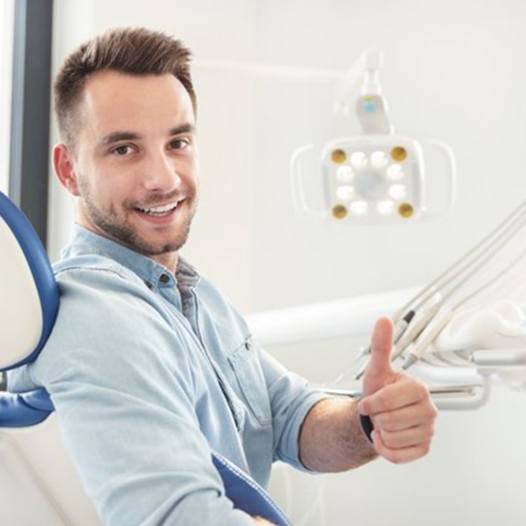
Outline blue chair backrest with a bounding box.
[0,191,290,526]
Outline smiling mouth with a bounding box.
[134,200,183,217]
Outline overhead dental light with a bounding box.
[290,50,456,224]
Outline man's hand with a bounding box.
[358,317,438,464]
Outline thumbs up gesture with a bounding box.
[358,317,438,464]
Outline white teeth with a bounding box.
[138,201,180,214]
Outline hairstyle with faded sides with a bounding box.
[54,27,197,149]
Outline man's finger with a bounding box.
[379,424,435,449]
[371,403,438,432]
[362,317,394,396]
[372,430,431,464]
[359,377,429,415]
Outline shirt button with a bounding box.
[159,273,170,284]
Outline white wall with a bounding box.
[49,1,526,524]
[47,0,95,260]
[0,0,14,195]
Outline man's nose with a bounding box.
[143,152,182,192]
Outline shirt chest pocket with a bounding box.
[227,338,272,427]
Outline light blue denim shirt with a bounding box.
[8,225,326,525]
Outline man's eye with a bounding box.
[170,139,189,150]
[112,145,133,156]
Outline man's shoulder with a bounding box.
[51,253,171,331]
[53,252,141,287]
[27,254,193,389]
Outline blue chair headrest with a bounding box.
[0,191,59,372]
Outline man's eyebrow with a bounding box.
[98,123,195,147]
[99,131,142,147]
[168,123,195,136]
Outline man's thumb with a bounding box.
[363,317,394,394]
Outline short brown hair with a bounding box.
[54,27,196,147]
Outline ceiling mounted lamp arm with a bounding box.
[334,49,394,135]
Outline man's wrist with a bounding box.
[347,400,377,461]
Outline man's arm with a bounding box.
[299,317,437,471]
[299,397,377,472]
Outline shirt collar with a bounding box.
[62,224,201,289]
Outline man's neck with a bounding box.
[151,252,178,275]
[75,214,179,275]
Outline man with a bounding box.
[8,28,437,525]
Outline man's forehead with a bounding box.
[83,70,189,100]
[78,70,195,133]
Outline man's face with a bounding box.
[66,70,199,261]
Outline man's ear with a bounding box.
[53,143,80,196]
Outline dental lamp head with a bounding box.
[290,49,456,225]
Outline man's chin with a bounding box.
[87,207,193,258]
[123,234,185,256]
[140,243,183,257]
[96,223,185,257]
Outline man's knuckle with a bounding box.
[426,405,438,419]
[419,382,431,399]
[381,431,395,448]
[372,414,382,428]
[379,412,392,428]
[375,392,387,408]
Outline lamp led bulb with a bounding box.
[350,152,367,170]
[350,201,368,215]
[386,164,404,180]
[377,200,394,215]
[389,184,407,200]
[370,151,388,168]
[336,166,354,183]
[336,186,355,201]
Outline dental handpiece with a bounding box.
[402,308,455,370]
[392,301,443,361]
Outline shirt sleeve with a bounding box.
[26,268,256,526]
[255,344,329,471]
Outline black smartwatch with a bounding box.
[360,414,374,443]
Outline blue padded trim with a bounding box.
[0,192,59,372]
[212,452,292,526]
[0,389,54,427]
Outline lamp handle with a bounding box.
[421,139,457,220]
[289,144,327,218]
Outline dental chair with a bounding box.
[0,190,290,526]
